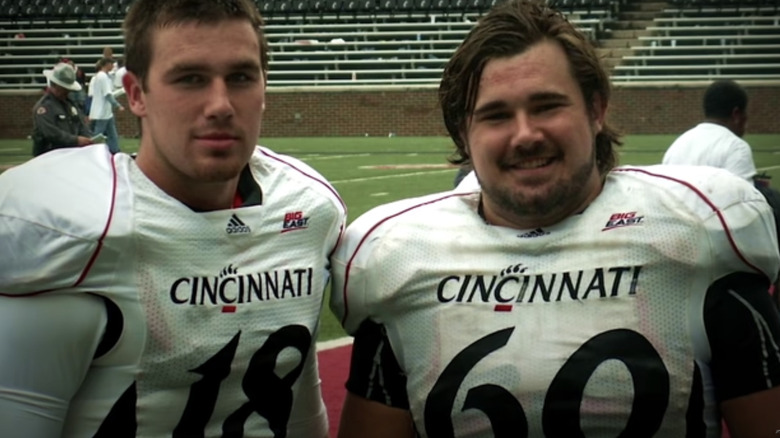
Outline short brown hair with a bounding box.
[123,0,269,90]
[439,0,621,175]
[95,57,113,71]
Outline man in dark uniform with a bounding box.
[32,62,93,157]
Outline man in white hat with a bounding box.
[32,62,93,156]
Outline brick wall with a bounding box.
[1,85,778,139]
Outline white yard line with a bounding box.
[301,153,370,161]
[316,336,354,351]
[331,169,453,184]
[757,165,780,172]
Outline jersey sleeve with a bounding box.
[0,146,117,295]
[701,170,780,280]
[703,272,780,401]
[0,293,107,436]
[329,206,388,335]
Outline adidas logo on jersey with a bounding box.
[226,214,251,234]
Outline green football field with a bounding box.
[3,134,780,341]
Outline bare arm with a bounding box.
[337,392,416,438]
[720,386,780,437]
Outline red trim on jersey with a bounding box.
[258,148,347,257]
[615,167,767,277]
[232,191,243,208]
[258,148,347,211]
[340,192,470,326]
[73,152,119,287]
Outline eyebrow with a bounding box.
[164,60,261,77]
[473,91,570,116]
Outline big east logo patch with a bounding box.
[282,211,309,233]
[603,211,644,231]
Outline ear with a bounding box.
[123,71,146,117]
[590,92,607,134]
[731,106,744,121]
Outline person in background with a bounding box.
[0,0,344,436]
[102,45,119,76]
[331,0,780,436]
[88,57,124,153]
[111,57,142,138]
[662,79,756,181]
[32,62,93,156]
[112,57,127,97]
[61,58,87,111]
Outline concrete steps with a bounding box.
[597,0,669,69]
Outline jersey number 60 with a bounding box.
[424,327,670,437]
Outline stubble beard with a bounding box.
[482,152,598,224]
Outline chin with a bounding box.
[193,161,244,182]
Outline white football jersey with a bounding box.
[0,144,346,437]
[331,165,780,437]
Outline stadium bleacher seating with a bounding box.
[0,0,610,89]
[1,0,778,88]
[612,1,780,82]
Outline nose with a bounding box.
[511,111,543,148]
[204,79,234,121]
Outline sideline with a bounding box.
[316,336,353,352]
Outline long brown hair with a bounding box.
[439,0,621,175]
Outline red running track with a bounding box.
[317,343,352,438]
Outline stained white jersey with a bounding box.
[0,144,346,437]
[331,165,780,437]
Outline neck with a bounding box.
[704,118,739,137]
[134,150,241,212]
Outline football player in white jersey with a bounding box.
[330,0,780,436]
[0,0,344,437]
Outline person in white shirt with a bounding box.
[113,57,128,97]
[88,57,125,153]
[662,80,756,181]
[0,0,344,436]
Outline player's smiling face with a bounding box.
[126,19,265,206]
[466,39,605,229]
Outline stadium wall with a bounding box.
[1,84,778,139]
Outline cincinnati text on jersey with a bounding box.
[169,266,314,306]
[436,265,642,311]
